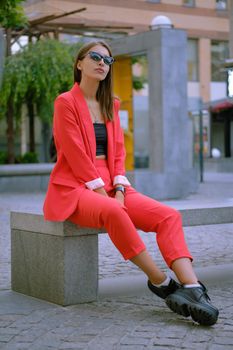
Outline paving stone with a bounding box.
[116,346,146,350]
[213,337,233,345]
[2,344,31,350]
[59,344,86,350]
[121,333,156,346]
[0,328,19,336]
[0,182,233,350]
[208,346,233,350]
[0,334,15,343]
[151,337,183,347]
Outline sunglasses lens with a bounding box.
[104,57,114,65]
[89,51,114,65]
[90,52,102,62]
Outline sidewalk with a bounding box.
[0,172,233,349]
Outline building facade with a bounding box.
[23,0,229,104]
[0,0,231,165]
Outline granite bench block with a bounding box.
[11,213,101,306]
[10,206,233,306]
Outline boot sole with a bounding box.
[166,294,218,326]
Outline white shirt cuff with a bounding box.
[85,177,105,190]
[113,175,131,187]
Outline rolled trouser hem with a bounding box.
[168,254,193,269]
[123,246,146,261]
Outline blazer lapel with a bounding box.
[70,83,96,163]
[106,119,114,179]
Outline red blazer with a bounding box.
[43,83,130,221]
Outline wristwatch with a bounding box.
[114,185,125,196]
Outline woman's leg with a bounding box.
[71,160,168,284]
[68,188,146,261]
[124,187,196,283]
[68,188,169,285]
[171,258,198,284]
[130,250,166,284]
[124,188,219,326]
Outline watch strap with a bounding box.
[114,185,125,195]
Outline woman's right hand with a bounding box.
[94,187,108,196]
[114,190,125,206]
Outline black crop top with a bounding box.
[93,123,107,156]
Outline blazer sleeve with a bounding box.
[53,95,104,190]
[113,100,131,187]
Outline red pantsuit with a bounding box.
[68,159,192,267]
[43,83,192,268]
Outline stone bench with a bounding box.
[0,163,54,192]
[11,207,233,306]
[0,164,133,193]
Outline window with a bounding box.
[183,0,195,7]
[187,39,198,81]
[216,0,227,10]
[211,41,229,81]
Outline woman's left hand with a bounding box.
[115,191,125,206]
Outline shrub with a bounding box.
[0,151,8,164]
[15,152,38,163]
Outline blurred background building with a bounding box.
[0,0,232,173]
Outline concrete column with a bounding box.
[143,29,197,198]
[0,28,5,87]
[111,28,198,199]
[199,38,211,103]
[230,0,233,58]
[147,29,190,173]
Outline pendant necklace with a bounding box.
[86,99,101,124]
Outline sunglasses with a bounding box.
[87,51,115,66]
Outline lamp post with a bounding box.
[150,15,173,30]
[199,108,204,183]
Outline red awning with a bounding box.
[210,101,233,113]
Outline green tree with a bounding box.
[0,0,27,30]
[0,0,27,163]
[0,39,81,161]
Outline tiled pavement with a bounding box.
[0,172,233,349]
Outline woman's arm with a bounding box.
[54,95,105,191]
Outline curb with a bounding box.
[99,263,233,299]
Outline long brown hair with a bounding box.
[73,41,114,121]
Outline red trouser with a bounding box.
[68,159,193,268]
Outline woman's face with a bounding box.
[77,44,111,82]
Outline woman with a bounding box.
[43,41,218,326]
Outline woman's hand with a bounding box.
[94,187,108,196]
[115,190,125,206]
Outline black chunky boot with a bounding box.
[147,278,180,299]
[165,281,219,326]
